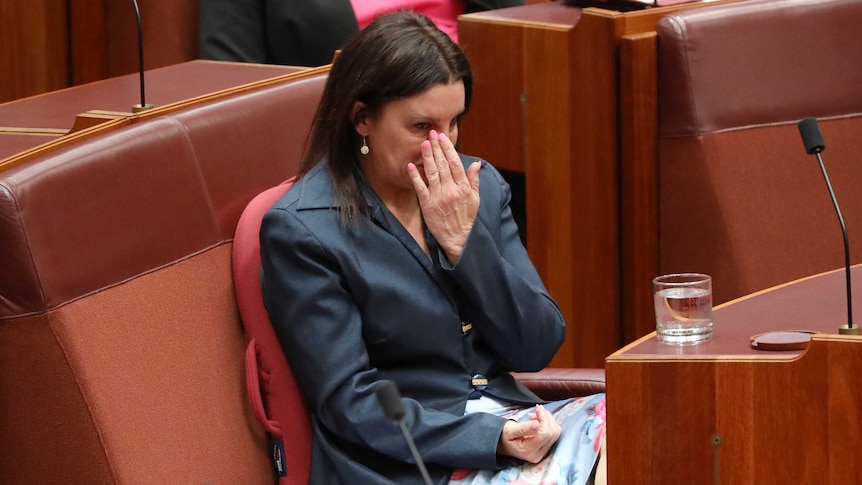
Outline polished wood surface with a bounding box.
[0,0,69,103]
[619,32,660,343]
[69,0,201,85]
[606,266,862,483]
[3,0,202,104]
[0,62,320,172]
[0,61,308,165]
[459,1,737,368]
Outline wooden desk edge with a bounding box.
[0,66,330,174]
[608,266,862,363]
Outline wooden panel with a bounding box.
[0,63,321,174]
[619,32,658,343]
[567,9,625,368]
[105,0,200,78]
[523,21,577,367]
[69,0,108,85]
[70,0,199,85]
[607,266,862,483]
[458,19,525,172]
[607,336,862,483]
[0,0,69,103]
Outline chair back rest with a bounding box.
[0,71,326,483]
[655,0,862,303]
[233,178,314,484]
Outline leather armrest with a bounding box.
[512,367,606,400]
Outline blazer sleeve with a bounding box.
[260,207,508,470]
[442,161,566,371]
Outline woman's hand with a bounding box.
[496,405,561,464]
[408,130,480,265]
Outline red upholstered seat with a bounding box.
[0,70,327,483]
[232,177,312,484]
[655,0,862,304]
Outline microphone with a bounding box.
[131,0,153,113]
[797,117,857,335]
[374,380,434,485]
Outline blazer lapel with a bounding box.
[295,160,459,303]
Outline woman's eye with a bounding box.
[414,123,429,131]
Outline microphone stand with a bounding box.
[131,0,154,113]
[374,381,434,485]
[814,151,862,335]
[812,149,856,335]
[798,117,857,335]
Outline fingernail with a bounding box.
[429,129,438,139]
[439,132,448,142]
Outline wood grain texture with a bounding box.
[458,20,525,172]
[566,9,624,369]
[619,32,658,343]
[0,0,69,103]
[608,265,862,483]
[608,336,862,483]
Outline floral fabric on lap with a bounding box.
[450,393,606,485]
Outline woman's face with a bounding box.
[356,80,465,200]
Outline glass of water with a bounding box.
[653,273,713,345]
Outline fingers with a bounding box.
[419,139,439,185]
[407,162,429,200]
[504,420,540,441]
[497,405,562,464]
[424,130,467,188]
[437,132,469,185]
[428,130,452,183]
[535,404,553,422]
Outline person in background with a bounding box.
[260,10,606,485]
[199,0,525,67]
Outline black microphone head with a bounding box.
[374,380,405,421]
[798,117,826,155]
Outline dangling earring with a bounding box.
[360,137,370,155]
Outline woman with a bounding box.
[199,0,524,67]
[260,11,605,485]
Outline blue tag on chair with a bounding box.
[271,440,287,477]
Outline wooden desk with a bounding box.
[1,61,312,168]
[458,1,738,368]
[606,266,862,483]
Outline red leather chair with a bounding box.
[655,0,862,305]
[231,179,605,483]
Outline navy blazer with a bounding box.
[200,0,525,67]
[260,156,565,484]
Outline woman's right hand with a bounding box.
[496,405,561,463]
[408,130,480,265]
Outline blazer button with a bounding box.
[471,374,488,391]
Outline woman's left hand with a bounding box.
[408,130,481,264]
[497,405,562,463]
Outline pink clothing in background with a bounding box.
[351,0,466,43]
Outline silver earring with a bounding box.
[360,137,370,155]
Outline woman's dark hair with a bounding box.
[298,10,473,224]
